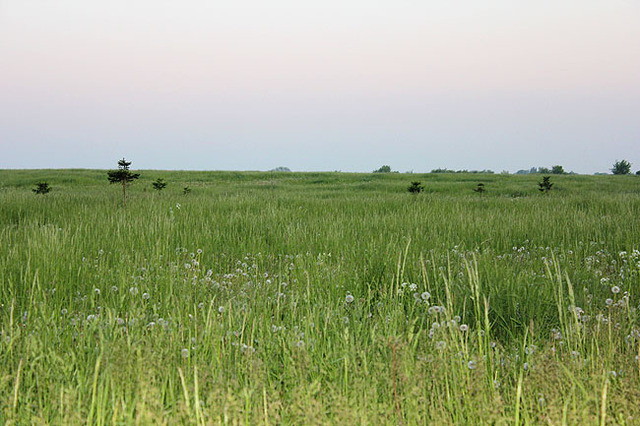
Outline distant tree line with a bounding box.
[373,165,395,173]
[515,166,572,175]
[431,168,495,174]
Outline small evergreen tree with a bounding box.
[611,160,631,175]
[407,181,424,194]
[32,182,51,194]
[538,176,553,194]
[152,178,167,191]
[473,183,485,193]
[107,158,140,206]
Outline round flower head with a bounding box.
[345,294,355,303]
[611,286,621,294]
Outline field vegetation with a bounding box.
[1,169,639,423]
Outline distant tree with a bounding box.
[407,181,424,194]
[611,160,631,175]
[636,170,640,176]
[374,165,392,173]
[270,166,292,172]
[473,183,485,193]
[183,186,191,195]
[538,176,553,194]
[537,167,551,174]
[32,182,51,194]
[107,158,140,206]
[551,165,565,174]
[152,178,167,191]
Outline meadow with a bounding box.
[1,169,639,424]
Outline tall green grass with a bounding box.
[0,170,639,423]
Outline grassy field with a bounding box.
[1,169,639,424]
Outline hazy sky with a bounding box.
[1,1,639,173]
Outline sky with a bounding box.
[1,0,639,173]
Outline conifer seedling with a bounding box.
[32,182,51,194]
[538,176,553,194]
[107,158,140,205]
[152,178,167,191]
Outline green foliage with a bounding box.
[152,178,167,191]
[107,158,140,205]
[183,186,191,195]
[473,182,485,193]
[107,158,140,185]
[407,181,424,194]
[373,165,392,173]
[611,159,631,175]
[32,181,51,194]
[551,165,565,174]
[538,176,553,193]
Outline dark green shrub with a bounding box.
[32,182,51,194]
[407,181,424,194]
[152,178,167,191]
[538,176,553,193]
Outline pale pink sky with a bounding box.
[1,1,639,172]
